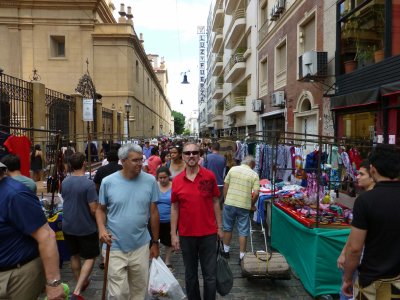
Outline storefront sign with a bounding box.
[83,98,93,121]
[389,135,396,144]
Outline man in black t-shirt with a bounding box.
[342,144,400,298]
[93,150,122,193]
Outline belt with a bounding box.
[0,256,38,272]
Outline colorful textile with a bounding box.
[4,136,31,177]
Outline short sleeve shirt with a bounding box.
[99,171,159,252]
[171,167,220,236]
[224,164,260,210]
[0,177,47,267]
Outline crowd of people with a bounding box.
[0,137,400,300]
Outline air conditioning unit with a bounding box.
[298,51,328,79]
[271,91,285,107]
[252,99,263,112]
[276,0,285,13]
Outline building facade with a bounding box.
[202,0,259,138]
[332,0,400,145]
[0,0,172,139]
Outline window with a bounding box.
[299,15,316,55]
[275,39,287,88]
[50,35,65,58]
[135,61,139,83]
[261,58,268,83]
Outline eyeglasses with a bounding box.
[183,151,199,156]
[129,158,144,164]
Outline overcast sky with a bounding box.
[113,0,210,118]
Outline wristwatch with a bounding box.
[46,279,62,287]
[151,240,159,246]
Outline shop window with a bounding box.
[50,35,65,58]
[340,111,376,140]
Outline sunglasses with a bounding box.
[183,151,199,156]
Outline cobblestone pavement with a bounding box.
[39,223,338,300]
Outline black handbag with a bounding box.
[216,240,233,296]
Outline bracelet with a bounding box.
[150,240,159,245]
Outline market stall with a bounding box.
[271,205,350,297]
[245,131,372,297]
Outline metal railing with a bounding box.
[0,72,33,139]
[102,107,113,141]
[224,96,246,110]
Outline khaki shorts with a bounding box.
[354,274,400,299]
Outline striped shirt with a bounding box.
[224,164,260,210]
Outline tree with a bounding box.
[172,110,185,135]
[183,128,191,136]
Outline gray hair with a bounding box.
[118,143,143,160]
[241,155,255,166]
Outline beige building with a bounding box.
[0,0,172,139]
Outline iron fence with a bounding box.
[0,71,33,139]
[102,107,113,141]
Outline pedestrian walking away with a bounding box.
[171,142,223,300]
[96,143,160,300]
[204,142,226,208]
[342,145,400,299]
[222,155,260,265]
[61,152,99,299]
[0,162,65,300]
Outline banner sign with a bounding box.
[83,98,93,121]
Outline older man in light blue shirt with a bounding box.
[96,143,160,300]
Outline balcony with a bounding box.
[212,0,224,31]
[212,103,224,122]
[225,0,236,15]
[225,52,246,83]
[211,28,223,53]
[212,82,223,99]
[225,9,246,49]
[224,96,246,116]
[212,55,223,76]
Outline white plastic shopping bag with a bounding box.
[148,257,186,300]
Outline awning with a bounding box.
[330,88,380,110]
[381,81,400,96]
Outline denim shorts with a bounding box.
[222,204,250,236]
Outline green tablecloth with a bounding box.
[271,205,351,297]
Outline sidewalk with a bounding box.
[39,223,317,300]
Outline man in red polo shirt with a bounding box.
[171,142,223,300]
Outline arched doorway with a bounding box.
[294,91,319,152]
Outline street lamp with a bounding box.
[160,124,163,135]
[124,100,131,140]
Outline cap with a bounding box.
[0,162,6,169]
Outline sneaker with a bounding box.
[71,294,85,300]
[220,251,230,259]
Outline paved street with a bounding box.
[38,223,323,300]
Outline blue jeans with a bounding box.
[180,234,217,300]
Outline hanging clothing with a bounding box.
[4,135,31,177]
[341,151,355,180]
